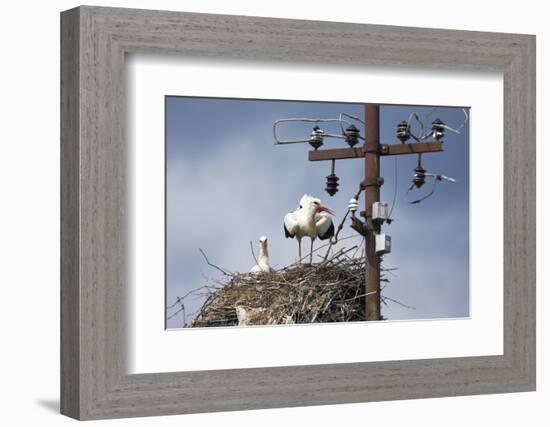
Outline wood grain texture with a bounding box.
[308,142,444,161]
[60,7,80,419]
[60,6,536,420]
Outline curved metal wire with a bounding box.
[405,176,439,204]
[400,107,469,142]
[273,118,347,144]
[273,113,367,145]
[405,173,457,204]
[426,172,457,183]
[338,112,366,140]
[441,108,469,134]
[419,107,469,140]
[387,156,398,219]
[329,185,365,245]
[406,112,425,142]
[339,112,365,125]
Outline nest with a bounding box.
[191,249,378,327]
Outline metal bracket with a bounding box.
[351,216,378,236]
[351,216,367,236]
[363,177,384,188]
[363,141,380,153]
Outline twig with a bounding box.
[322,246,357,265]
[381,296,415,310]
[341,290,377,303]
[286,235,358,269]
[323,241,334,261]
[166,296,182,310]
[249,240,259,268]
[199,248,232,276]
[352,237,365,258]
[167,296,187,327]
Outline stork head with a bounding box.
[299,194,335,215]
[259,236,268,255]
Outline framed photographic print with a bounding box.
[61,5,536,420]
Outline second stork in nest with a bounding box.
[250,236,274,274]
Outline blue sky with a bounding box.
[165,97,470,328]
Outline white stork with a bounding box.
[250,236,274,274]
[284,195,335,264]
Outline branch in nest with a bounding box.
[287,235,359,268]
[199,248,233,276]
[249,240,259,269]
[381,295,415,310]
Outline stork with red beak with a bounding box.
[284,195,335,265]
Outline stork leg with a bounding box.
[310,238,314,264]
[298,239,302,266]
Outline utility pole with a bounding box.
[363,105,381,320]
[308,104,444,320]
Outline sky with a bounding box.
[165,97,470,328]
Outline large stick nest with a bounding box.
[191,249,385,327]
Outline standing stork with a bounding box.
[284,195,335,265]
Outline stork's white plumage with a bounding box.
[284,195,335,264]
[250,236,274,274]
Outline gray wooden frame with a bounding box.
[60,5,536,421]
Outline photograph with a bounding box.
[165,97,470,328]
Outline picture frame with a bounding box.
[60,5,536,420]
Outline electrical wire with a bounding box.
[273,117,349,144]
[406,176,439,204]
[338,112,366,141]
[406,112,425,142]
[273,113,367,145]
[387,156,398,220]
[418,107,469,140]
[401,107,470,142]
[339,112,365,125]
[442,108,469,134]
[405,173,457,204]
[329,186,365,245]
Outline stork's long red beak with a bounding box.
[318,204,335,215]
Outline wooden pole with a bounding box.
[364,105,381,320]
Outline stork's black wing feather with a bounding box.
[284,212,297,238]
[318,221,335,240]
[284,222,294,238]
